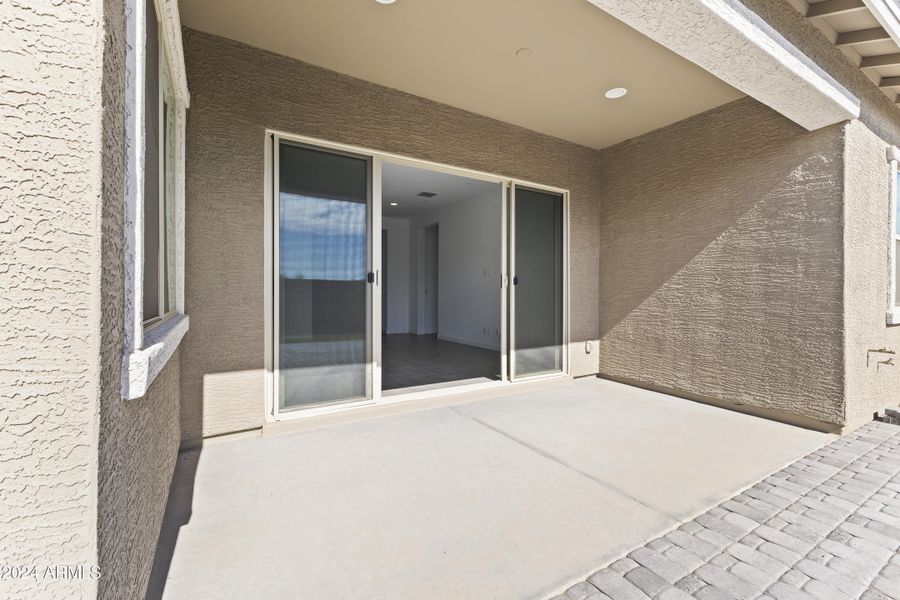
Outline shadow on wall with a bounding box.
[595,98,846,425]
[598,99,843,337]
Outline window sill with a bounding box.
[122,313,189,400]
[888,309,900,326]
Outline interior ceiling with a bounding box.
[382,162,498,219]
[179,0,744,150]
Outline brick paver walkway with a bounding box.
[551,422,900,600]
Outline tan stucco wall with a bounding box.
[0,1,105,597]
[594,1,900,431]
[843,121,900,428]
[0,1,182,598]
[95,2,183,598]
[180,29,602,441]
[736,0,900,427]
[597,97,847,429]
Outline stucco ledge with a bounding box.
[122,314,189,400]
[887,308,900,326]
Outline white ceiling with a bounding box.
[382,162,499,219]
[180,0,744,150]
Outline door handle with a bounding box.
[513,275,518,285]
[367,272,375,284]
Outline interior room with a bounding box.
[381,162,503,392]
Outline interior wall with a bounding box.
[597,97,847,429]
[438,191,502,350]
[404,190,502,350]
[181,29,601,440]
[383,217,411,334]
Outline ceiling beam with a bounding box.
[807,0,866,18]
[878,75,900,87]
[860,52,900,67]
[862,0,900,49]
[835,26,891,45]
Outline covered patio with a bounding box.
[148,379,830,599]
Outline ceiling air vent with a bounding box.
[417,191,437,198]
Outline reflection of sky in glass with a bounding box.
[280,193,366,280]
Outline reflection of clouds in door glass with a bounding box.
[280,193,366,281]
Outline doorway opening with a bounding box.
[381,162,503,393]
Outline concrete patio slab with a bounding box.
[151,378,832,600]
[456,379,832,520]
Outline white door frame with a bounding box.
[508,183,570,382]
[267,133,380,420]
[264,129,569,422]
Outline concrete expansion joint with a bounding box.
[447,405,683,523]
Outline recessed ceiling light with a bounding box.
[515,47,532,58]
[389,202,398,206]
[375,0,396,4]
[605,87,628,99]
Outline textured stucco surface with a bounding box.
[95,1,183,598]
[597,97,847,428]
[0,1,104,598]
[732,0,900,426]
[181,29,602,441]
[842,120,900,428]
[0,0,182,597]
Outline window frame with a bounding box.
[887,145,900,326]
[143,36,178,332]
[122,0,190,399]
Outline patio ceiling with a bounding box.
[178,0,744,150]
[792,0,900,103]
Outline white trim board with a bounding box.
[586,0,859,130]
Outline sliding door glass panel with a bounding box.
[278,142,370,411]
[514,187,563,377]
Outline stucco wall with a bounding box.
[0,1,104,598]
[0,0,183,597]
[95,1,183,598]
[597,97,847,429]
[843,121,900,428]
[180,29,602,441]
[735,0,900,426]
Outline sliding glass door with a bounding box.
[274,139,373,412]
[509,184,565,379]
[269,134,568,417]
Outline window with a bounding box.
[889,146,900,325]
[121,0,189,399]
[142,0,177,329]
[894,170,900,304]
